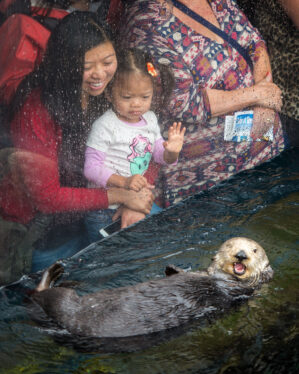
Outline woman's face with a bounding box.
[82,41,117,107]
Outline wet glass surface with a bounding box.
[0,147,298,374]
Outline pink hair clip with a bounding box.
[147,62,158,77]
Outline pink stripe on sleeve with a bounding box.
[153,137,178,165]
[84,146,115,188]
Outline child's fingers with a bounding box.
[138,175,147,184]
[146,182,155,190]
[171,122,178,132]
[170,121,183,134]
[175,122,182,131]
[131,175,148,190]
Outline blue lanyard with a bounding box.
[171,0,253,70]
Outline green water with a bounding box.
[0,148,298,374]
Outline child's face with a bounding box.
[111,72,153,123]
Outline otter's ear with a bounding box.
[165,264,183,276]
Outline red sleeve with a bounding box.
[15,151,109,214]
[10,91,109,214]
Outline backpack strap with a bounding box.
[32,15,62,32]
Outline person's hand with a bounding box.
[164,122,185,154]
[251,107,276,140]
[163,122,186,163]
[122,187,154,215]
[254,73,282,112]
[113,206,146,229]
[124,174,149,191]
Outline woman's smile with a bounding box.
[88,81,105,91]
[82,41,117,106]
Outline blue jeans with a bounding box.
[31,234,89,273]
[31,220,89,273]
[84,209,116,244]
[84,203,163,243]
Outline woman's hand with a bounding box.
[251,107,276,140]
[254,74,283,112]
[112,206,146,229]
[124,187,154,214]
[207,73,283,117]
[114,187,154,215]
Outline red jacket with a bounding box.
[0,90,159,224]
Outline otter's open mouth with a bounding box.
[233,262,246,275]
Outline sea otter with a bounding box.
[32,237,273,340]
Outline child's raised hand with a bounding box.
[124,174,149,191]
[163,122,185,164]
[164,122,185,153]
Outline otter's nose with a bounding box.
[235,250,247,261]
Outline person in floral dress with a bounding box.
[121,0,285,207]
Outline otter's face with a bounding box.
[208,237,274,285]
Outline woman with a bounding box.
[238,0,299,147]
[0,11,154,285]
[120,0,285,208]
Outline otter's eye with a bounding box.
[253,248,257,253]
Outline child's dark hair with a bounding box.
[113,48,175,110]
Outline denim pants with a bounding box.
[84,208,116,244]
[31,219,89,273]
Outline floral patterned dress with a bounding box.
[121,0,285,207]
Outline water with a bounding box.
[0,147,298,374]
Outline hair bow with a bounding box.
[147,62,158,77]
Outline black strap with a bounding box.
[171,0,253,70]
[32,15,61,32]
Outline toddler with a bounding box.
[84,48,185,242]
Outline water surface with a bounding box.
[0,147,298,374]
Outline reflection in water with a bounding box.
[0,147,298,373]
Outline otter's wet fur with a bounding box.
[32,237,273,341]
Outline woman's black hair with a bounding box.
[111,48,175,112]
[10,11,115,187]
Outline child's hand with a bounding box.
[164,122,185,154]
[125,174,148,191]
[163,122,186,164]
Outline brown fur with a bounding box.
[32,237,273,340]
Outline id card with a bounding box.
[224,111,273,142]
